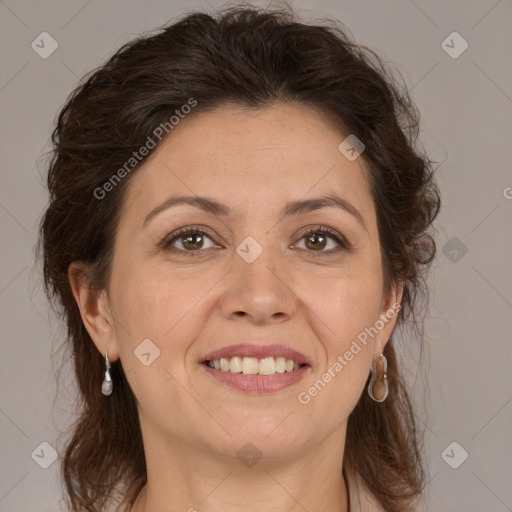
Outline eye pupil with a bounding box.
[306,233,326,250]
[183,233,203,250]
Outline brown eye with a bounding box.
[295,227,347,254]
[179,232,207,251]
[304,232,328,251]
[162,228,217,254]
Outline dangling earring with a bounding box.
[101,350,113,396]
[367,353,388,402]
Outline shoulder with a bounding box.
[346,468,425,512]
[346,467,387,512]
[358,483,387,512]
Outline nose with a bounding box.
[220,245,297,326]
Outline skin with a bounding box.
[69,103,402,512]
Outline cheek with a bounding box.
[307,269,383,344]
[113,261,207,340]
[300,273,382,398]
[109,267,208,414]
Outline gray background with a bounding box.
[1,0,511,511]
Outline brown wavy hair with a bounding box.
[37,4,441,512]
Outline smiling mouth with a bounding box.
[203,356,307,376]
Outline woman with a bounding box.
[38,5,440,512]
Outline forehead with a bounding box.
[120,103,375,229]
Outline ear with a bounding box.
[374,279,404,358]
[67,261,120,362]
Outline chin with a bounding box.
[203,420,311,462]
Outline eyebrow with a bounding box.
[142,193,368,232]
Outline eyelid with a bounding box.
[293,224,350,248]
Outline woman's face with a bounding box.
[83,103,401,461]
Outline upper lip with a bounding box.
[200,343,311,366]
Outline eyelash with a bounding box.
[160,225,350,257]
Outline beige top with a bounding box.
[124,468,389,512]
[346,468,386,512]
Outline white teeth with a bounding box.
[206,356,303,375]
[229,356,243,373]
[242,357,259,375]
[259,357,276,375]
[275,357,286,373]
[220,358,230,372]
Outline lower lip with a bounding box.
[201,364,310,394]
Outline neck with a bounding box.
[129,421,350,512]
